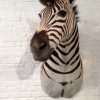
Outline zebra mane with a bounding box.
[73,5,79,22]
[69,0,79,22]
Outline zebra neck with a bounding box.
[46,24,80,66]
[57,24,79,62]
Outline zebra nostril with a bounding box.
[38,41,47,50]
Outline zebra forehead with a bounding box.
[39,0,79,22]
[40,0,74,13]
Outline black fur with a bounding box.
[39,0,57,6]
[69,0,75,3]
[73,5,79,22]
[73,5,78,15]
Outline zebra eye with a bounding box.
[57,10,67,17]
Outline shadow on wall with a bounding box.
[16,49,40,80]
[16,18,40,80]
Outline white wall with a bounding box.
[0,0,100,100]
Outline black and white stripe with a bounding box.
[38,0,83,98]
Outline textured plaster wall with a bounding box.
[0,0,100,100]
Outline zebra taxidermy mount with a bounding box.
[30,0,83,98]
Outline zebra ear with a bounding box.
[69,0,76,4]
[39,0,57,6]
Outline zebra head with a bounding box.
[30,0,78,61]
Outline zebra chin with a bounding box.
[33,55,49,61]
[31,48,54,61]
